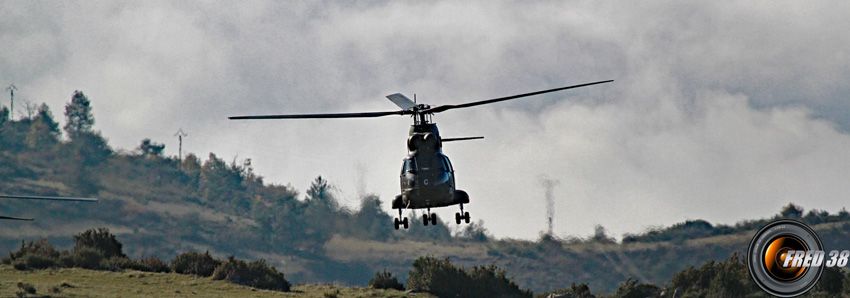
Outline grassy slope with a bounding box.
[0,265,435,298]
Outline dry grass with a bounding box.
[0,265,435,298]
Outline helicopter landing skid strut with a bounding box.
[455,204,471,225]
[394,208,409,230]
[423,207,437,226]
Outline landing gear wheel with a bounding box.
[455,212,462,224]
[464,212,470,224]
[423,214,430,226]
[394,209,409,229]
[430,213,437,226]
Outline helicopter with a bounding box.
[0,194,98,221]
[230,79,612,230]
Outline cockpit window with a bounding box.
[442,155,453,172]
[403,158,416,173]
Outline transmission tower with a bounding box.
[5,84,17,119]
[174,128,188,163]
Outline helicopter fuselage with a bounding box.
[392,123,469,210]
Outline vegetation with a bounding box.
[369,270,405,291]
[0,265,436,298]
[211,256,291,291]
[170,251,221,277]
[407,256,532,298]
[4,92,850,295]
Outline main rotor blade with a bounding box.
[442,136,484,142]
[386,93,416,111]
[0,194,98,202]
[229,110,412,120]
[422,80,613,114]
[0,215,34,221]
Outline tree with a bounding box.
[457,220,490,242]
[611,278,659,298]
[138,138,165,157]
[199,153,249,212]
[25,119,57,149]
[35,103,60,136]
[73,228,125,259]
[25,103,61,149]
[64,90,94,139]
[0,106,8,126]
[349,194,393,241]
[306,176,338,210]
[780,203,804,219]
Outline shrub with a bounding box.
[171,251,221,277]
[611,278,659,298]
[538,283,596,298]
[100,256,145,271]
[368,270,404,290]
[139,255,171,273]
[408,256,531,298]
[73,228,125,258]
[667,253,756,297]
[59,246,104,269]
[211,256,291,291]
[3,239,61,265]
[16,282,36,296]
[13,253,57,270]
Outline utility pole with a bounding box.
[5,84,17,119]
[174,128,188,165]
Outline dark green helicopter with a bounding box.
[230,79,612,230]
[0,194,98,221]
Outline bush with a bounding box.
[13,253,57,270]
[211,256,291,291]
[667,253,756,297]
[368,270,404,290]
[73,228,125,258]
[59,246,104,269]
[139,255,171,273]
[3,239,61,265]
[538,283,595,298]
[407,256,531,298]
[100,256,146,271]
[171,251,221,277]
[16,282,36,296]
[610,278,659,298]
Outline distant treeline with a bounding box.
[623,203,850,244]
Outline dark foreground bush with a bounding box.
[100,256,146,271]
[537,283,595,298]
[171,251,221,277]
[139,255,171,273]
[73,228,125,258]
[610,278,659,298]
[2,239,61,270]
[59,247,104,269]
[369,270,404,290]
[408,256,531,298]
[211,256,291,291]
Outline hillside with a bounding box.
[3,96,850,294]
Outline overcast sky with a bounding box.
[3,1,850,240]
